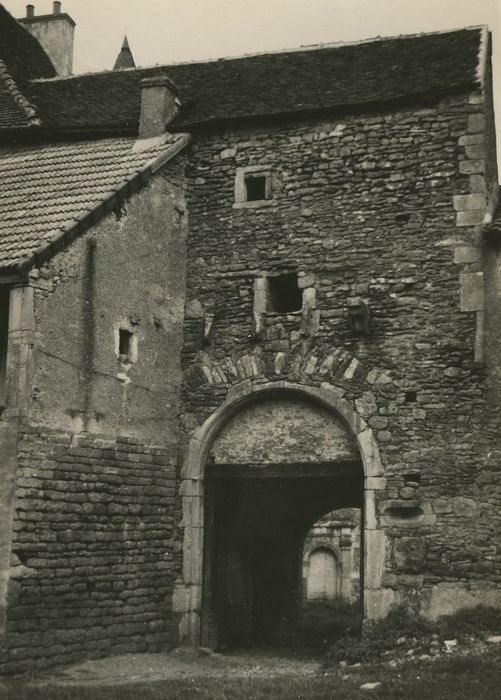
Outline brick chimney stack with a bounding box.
[137,73,181,142]
[19,2,75,77]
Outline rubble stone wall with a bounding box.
[181,90,501,625]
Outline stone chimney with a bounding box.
[19,2,75,77]
[138,73,180,141]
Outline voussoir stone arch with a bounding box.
[174,379,388,646]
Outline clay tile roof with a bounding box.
[0,58,41,128]
[0,133,189,270]
[24,26,485,133]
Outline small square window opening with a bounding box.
[268,273,302,313]
[118,329,134,363]
[244,174,267,202]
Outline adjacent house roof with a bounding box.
[0,4,56,85]
[0,133,189,271]
[0,3,56,129]
[23,26,486,133]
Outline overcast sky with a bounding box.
[5,0,501,167]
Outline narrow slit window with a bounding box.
[244,174,267,202]
[268,273,302,313]
[118,329,134,363]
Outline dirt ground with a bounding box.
[17,647,322,687]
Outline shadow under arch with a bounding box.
[174,380,387,646]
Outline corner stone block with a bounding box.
[452,193,486,212]
[458,134,484,146]
[456,210,485,227]
[459,272,484,312]
[453,247,481,264]
[459,160,484,175]
[467,113,485,134]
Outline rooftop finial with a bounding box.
[113,35,136,70]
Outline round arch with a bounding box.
[174,380,387,645]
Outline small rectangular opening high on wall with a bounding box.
[0,287,10,410]
[268,273,303,313]
[244,174,267,202]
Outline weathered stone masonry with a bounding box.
[0,13,500,671]
[179,88,501,631]
[0,161,188,672]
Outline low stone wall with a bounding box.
[0,426,178,674]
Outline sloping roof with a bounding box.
[0,3,56,129]
[0,58,40,128]
[0,133,189,270]
[0,4,56,85]
[24,26,485,132]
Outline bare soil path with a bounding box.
[21,647,322,687]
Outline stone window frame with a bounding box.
[233,165,274,209]
[253,271,319,337]
[114,320,139,364]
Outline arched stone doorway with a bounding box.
[174,381,387,647]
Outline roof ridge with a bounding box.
[30,25,486,84]
[0,57,41,126]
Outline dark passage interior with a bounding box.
[203,467,363,648]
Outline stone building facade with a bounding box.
[0,2,500,672]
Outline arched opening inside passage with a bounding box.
[307,547,340,601]
[298,508,362,648]
[201,393,364,649]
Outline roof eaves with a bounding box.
[483,186,501,241]
[476,26,490,89]
[0,58,41,127]
[15,132,191,275]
